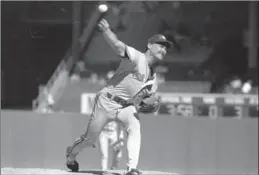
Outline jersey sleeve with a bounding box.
[122,45,141,64]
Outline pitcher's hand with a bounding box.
[98,19,110,31]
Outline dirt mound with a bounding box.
[1,168,178,175]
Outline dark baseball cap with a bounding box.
[148,34,173,48]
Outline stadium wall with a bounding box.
[1,110,258,174]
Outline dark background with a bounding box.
[1,1,257,109]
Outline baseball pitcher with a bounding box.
[66,18,172,175]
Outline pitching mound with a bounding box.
[1,168,179,175]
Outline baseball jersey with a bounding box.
[101,45,158,101]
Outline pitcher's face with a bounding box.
[148,43,167,61]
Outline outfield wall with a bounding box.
[1,110,258,174]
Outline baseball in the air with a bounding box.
[98,4,108,13]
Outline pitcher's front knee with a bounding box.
[69,135,96,155]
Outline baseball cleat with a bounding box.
[66,147,79,172]
[66,160,79,172]
[125,168,142,175]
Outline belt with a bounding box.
[106,92,132,107]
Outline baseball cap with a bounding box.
[148,34,173,49]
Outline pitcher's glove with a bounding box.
[137,95,160,114]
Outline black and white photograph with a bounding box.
[1,1,258,175]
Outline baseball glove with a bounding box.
[137,95,160,114]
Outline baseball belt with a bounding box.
[106,92,133,108]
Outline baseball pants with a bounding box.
[67,92,141,170]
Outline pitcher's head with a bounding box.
[146,34,173,61]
